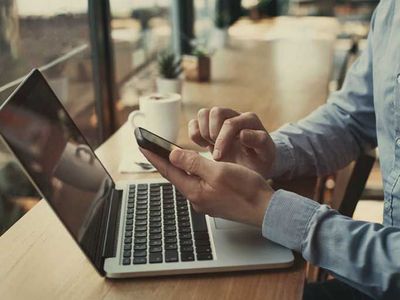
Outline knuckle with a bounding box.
[187,152,200,174]
[242,111,257,119]
[223,118,235,128]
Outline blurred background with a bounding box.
[0,0,380,235]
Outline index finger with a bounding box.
[139,148,200,196]
[213,113,263,160]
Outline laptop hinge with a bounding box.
[101,187,122,259]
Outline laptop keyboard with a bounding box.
[122,183,213,265]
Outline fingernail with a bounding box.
[213,149,221,160]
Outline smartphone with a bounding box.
[134,127,182,160]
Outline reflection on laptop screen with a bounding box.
[0,70,113,266]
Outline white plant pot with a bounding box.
[156,77,182,94]
[211,28,229,49]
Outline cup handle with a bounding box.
[128,110,145,130]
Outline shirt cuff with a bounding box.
[262,189,319,252]
[269,133,296,179]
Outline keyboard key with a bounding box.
[190,207,207,232]
[181,251,195,261]
[196,245,212,253]
[135,231,147,238]
[165,243,177,250]
[150,227,161,234]
[179,233,192,240]
[178,227,191,233]
[126,219,133,225]
[150,246,162,253]
[124,237,132,244]
[194,232,209,240]
[137,200,148,205]
[181,245,193,252]
[136,209,147,215]
[150,222,161,228]
[163,214,175,220]
[134,250,147,257]
[163,209,175,215]
[165,237,177,244]
[150,216,161,222]
[150,233,162,240]
[150,240,162,246]
[164,219,176,226]
[127,203,134,208]
[127,208,134,214]
[134,237,147,244]
[197,253,213,260]
[179,221,190,228]
[126,213,134,220]
[195,239,210,246]
[125,225,133,231]
[149,253,163,263]
[165,225,176,231]
[165,231,177,237]
[122,258,131,265]
[165,250,179,262]
[177,210,189,216]
[125,231,133,238]
[137,204,148,210]
[124,244,132,251]
[135,220,147,226]
[150,211,161,217]
[133,257,147,264]
[135,225,147,232]
[180,239,193,246]
[136,214,147,220]
[134,244,147,250]
[123,250,131,258]
[178,216,190,222]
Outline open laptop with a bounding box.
[0,69,293,278]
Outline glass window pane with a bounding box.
[0,0,98,235]
[110,0,173,125]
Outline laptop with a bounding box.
[0,69,293,278]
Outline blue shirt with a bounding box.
[263,1,400,298]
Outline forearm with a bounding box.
[263,190,400,298]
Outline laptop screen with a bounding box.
[0,70,113,269]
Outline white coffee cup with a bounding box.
[128,93,182,142]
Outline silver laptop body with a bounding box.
[0,69,293,278]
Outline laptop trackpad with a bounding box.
[213,218,254,230]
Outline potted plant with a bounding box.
[182,46,211,82]
[156,50,182,94]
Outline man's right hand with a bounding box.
[188,107,276,179]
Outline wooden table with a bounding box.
[0,18,336,300]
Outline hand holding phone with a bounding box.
[134,127,182,160]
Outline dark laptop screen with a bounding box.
[0,70,113,269]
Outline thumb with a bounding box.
[240,129,270,154]
[169,149,213,179]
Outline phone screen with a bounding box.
[140,128,181,152]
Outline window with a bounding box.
[109,0,174,126]
[0,0,98,235]
[194,0,216,44]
